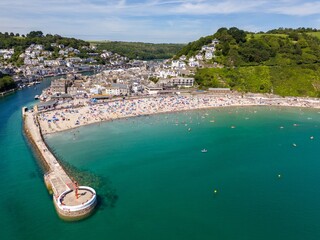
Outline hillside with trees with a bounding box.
[0,31,89,50]
[0,31,90,64]
[93,41,185,60]
[178,27,320,97]
[0,73,15,92]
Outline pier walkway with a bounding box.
[24,111,74,198]
[23,110,96,220]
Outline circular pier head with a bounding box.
[55,186,97,220]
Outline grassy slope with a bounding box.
[306,32,320,39]
[193,30,320,97]
[246,33,288,40]
[196,65,320,97]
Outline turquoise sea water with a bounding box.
[1,81,320,239]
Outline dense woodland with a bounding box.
[177,27,320,66]
[93,41,185,60]
[179,27,320,97]
[0,73,15,92]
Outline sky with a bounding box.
[1,0,320,43]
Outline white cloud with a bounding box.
[269,2,320,16]
[0,0,270,17]
[173,0,266,15]
[2,0,320,19]
[0,0,320,42]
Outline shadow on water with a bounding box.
[24,129,119,211]
[55,153,119,210]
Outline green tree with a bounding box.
[27,31,44,38]
[221,42,230,56]
[227,27,247,43]
[0,75,16,92]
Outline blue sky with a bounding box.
[1,0,320,43]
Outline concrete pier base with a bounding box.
[54,186,97,221]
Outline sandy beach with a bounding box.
[37,94,320,135]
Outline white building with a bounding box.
[90,85,103,95]
[100,51,113,58]
[0,49,14,59]
[34,45,43,50]
[132,82,143,93]
[24,58,39,65]
[212,38,220,45]
[105,83,128,96]
[145,86,163,95]
[205,51,213,60]
[158,70,179,78]
[179,55,187,61]
[171,60,186,69]
[202,45,215,52]
[195,53,203,60]
[188,57,200,67]
[66,57,82,63]
[168,77,194,87]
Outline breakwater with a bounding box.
[23,108,97,220]
[0,88,16,97]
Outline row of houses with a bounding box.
[47,75,194,98]
[0,49,14,59]
[173,38,220,68]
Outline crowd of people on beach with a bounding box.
[37,94,320,134]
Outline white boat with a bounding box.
[201,149,207,153]
[34,95,39,100]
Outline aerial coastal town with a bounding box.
[18,37,230,219]
[22,51,320,219]
[8,29,320,221]
[10,37,319,135]
[0,36,220,91]
[0,43,129,87]
[3,0,320,236]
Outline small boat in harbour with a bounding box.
[34,95,39,100]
